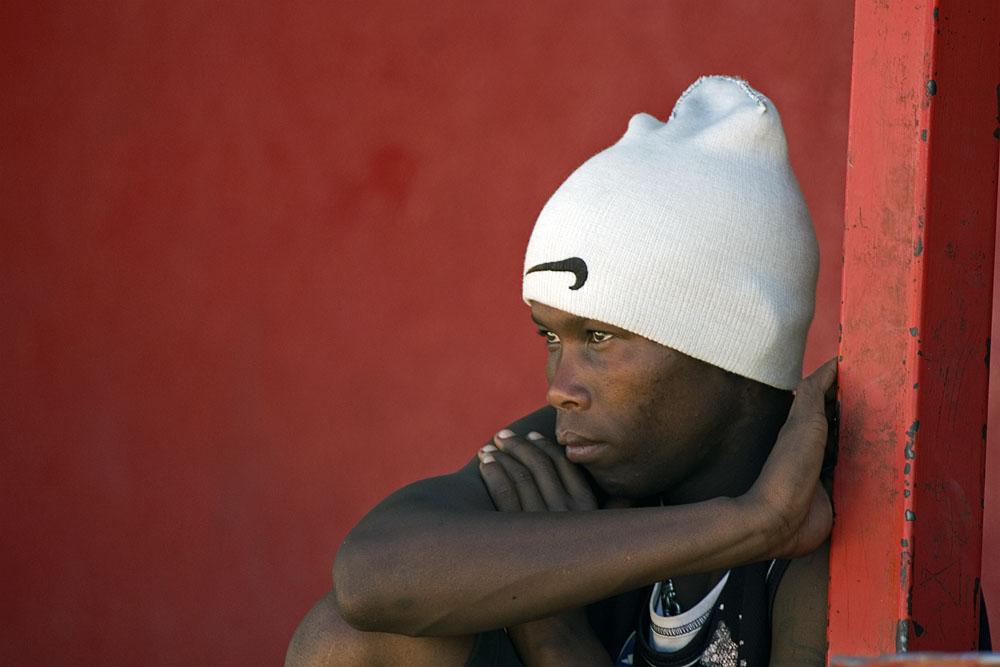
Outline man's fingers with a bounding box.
[793,358,837,407]
[498,430,597,511]
[478,447,523,512]
[481,441,554,511]
[783,359,838,449]
[523,432,598,510]
[479,430,597,512]
[493,431,571,511]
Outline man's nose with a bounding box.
[546,353,592,410]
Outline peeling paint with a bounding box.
[906,420,919,438]
[905,509,916,521]
[914,236,923,256]
[896,619,909,653]
[926,79,937,96]
[909,327,918,337]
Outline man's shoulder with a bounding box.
[502,406,557,439]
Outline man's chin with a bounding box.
[586,468,658,503]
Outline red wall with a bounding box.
[0,3,991,665]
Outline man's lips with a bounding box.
[557,432,609,464]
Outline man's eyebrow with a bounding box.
[530,312,596,330]
[530,313,562,328]
[578,318,631,335]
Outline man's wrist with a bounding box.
[722,494,780,563]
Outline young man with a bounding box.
[288,76,835,666]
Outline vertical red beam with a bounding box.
[831,0,999,661]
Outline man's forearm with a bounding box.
[334,487,769,636]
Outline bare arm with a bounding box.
[334,360,837,638]
[769,540,830,667]
[769,452,836,667]
[335,466,792,637]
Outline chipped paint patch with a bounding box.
[896,619,909,653]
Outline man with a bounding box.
[288,76,835,666]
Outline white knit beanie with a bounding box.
[522,76,818,390]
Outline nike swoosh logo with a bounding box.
[525,257,588,290]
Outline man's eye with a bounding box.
[537,329,560,344]
[589,331,614,344]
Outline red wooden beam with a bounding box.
[831,0,999,661]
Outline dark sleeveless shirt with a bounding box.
[464,559,788,667]
[590,559,788,667]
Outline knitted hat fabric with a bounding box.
[522,76,818,390]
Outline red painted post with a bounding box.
[831,0,999,661]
